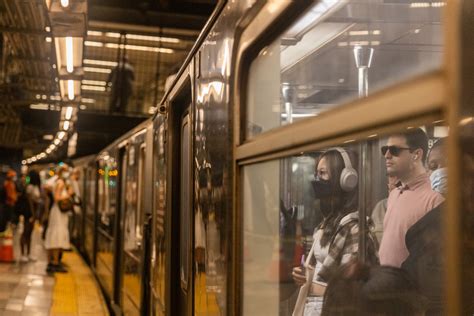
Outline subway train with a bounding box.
[65,1,474,315]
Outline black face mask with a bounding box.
[311,177,333,199]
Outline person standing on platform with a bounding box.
[44,165,73,273]
[378,128,444,268]
[108,55,135,113]
[1,169,18,232]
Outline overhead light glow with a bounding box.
[125,33,180,43]
[43,134,54,140]
[22,160,26,165]
[67,80,75,100]
[60,0,69,7]
[105,32,121,38]
[83,59,117,67]
[30,103,49,110]
[46,37,52,43]
[45,26,51,32]
[82,85,106,92]
[66,36,74,73]
[84,66,112,74]
[87,30,103,36]
[84,41,104,47]
[58,131,66,140]
[54,139,60,145]
[46,148,52,154]
[81,98,96,103]
[82,80,107,86]
[63,120,70,131]
[79,104,87,110]
[104,43,174,54]
[65,106,73,120]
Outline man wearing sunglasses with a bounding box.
[378,128,444,268]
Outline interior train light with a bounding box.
[58,131,66,140]
[54,139,61,145]
[65,106,73,120]
[66,36,74,73]
[60,0,69,8]
[67,80,75,100]
[63,120,70,131]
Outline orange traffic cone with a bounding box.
[0,229,14,262]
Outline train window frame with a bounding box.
[231,1,466,315]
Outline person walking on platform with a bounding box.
[1,169,18,232]
[44,166,73,273]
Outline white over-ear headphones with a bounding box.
[326,147,358,192]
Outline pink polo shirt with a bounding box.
[378,173,444,267]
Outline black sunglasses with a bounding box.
[381,146,412,156]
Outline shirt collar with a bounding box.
[398,173,430,191]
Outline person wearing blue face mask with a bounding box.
[427,138,447,195]
[292,148,378,316]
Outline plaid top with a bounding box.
[312,211,376,283]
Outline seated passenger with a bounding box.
[378,128,444,268]
[292,148,378,316]
[427,138,447,195]
[371,175,399,244]
[322,261,427,316]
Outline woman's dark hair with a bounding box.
[27,170,41,186]
[322,261,427,316]
[316,149,358,246]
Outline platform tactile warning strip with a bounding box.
[51,250,109,316]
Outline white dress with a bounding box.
[44,181,70,250]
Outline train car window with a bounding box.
[245,0,443,139]
[242,123,447,315]
[153,124,167,315]
[122,143,143,314]
[180,114,191,290]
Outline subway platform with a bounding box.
[0,225,108,316]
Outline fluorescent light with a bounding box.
[63,120,70,131]
[85,41,104,47]
[22,160,26,165]
[82,80,107,86]
[105,32,121,38]
[79,104,87,110]
[46,148,52,154]
[43,134,54,140]
[30,103,49,110]
[105,43,173,53]
[349,30,369,36]
[81,98,95,103]
[84,66,111,74]
[46,37,52,43]
[65,106,73,120]
[58,131,66,140]
[67,80,75,100]
[66,36,74,73]
[31,157,37,162]
[83,59,117,67]
[87,30,103,36]
[45,26,51,32]
[60,0,69,7]
[125,33,180,43]
[82,85,106,92]
[54,139,60,145]
[50,95,61,101]
[35,94,41,99]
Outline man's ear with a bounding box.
[413,148,423,161]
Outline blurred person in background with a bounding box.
[427,138,447,195]
[20,170,42,262]
[44,165,73,273]
[1,169,18,232]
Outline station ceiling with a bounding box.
[0,0,216,162]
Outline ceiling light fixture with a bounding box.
[60,0,69,8]
[66,36,74,73]
[65,106,73,120]
[67,79,75,100]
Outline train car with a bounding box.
[71,0,474,315]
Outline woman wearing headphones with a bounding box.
[292,148,378,316]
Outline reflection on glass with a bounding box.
[242,124,447,315]
[246,0,443,138]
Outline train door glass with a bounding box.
[180,112,192,304]
[85,167,96,261]
[122,143,144,315]
[241,123,448,315]
[96,157,119,298]
[245,0,443,139]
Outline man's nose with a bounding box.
[384,150,392,159]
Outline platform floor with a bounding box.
[0,225,108,316]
